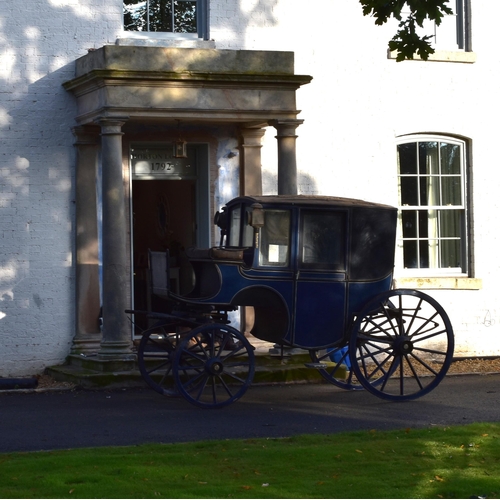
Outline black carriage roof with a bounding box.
[226,195,396,211]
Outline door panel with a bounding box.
[294,279,346,349]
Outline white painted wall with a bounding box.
[0,0,123,375]
[213,0,500,357]
[1,0,499,376]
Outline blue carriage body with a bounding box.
[182,195,398,350]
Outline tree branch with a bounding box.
[359,0,454,61]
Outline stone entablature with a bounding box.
[63,46,312,125]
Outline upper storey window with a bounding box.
[124,0,207,37]
[402,0,470,52]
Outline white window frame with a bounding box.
[402,0,470,52]
[396,134,469,278]
[123,0,209,40]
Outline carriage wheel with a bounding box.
[173,323,255,409]
[137,322,180,397]
[350,289,454,401]
[308,346,365,390]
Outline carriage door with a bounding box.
[293,209,348,348]
[130,144,209,329]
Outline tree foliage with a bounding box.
[359,0,454,61]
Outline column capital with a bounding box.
[95,117,129,135]
[240,127,266,147]
[269,119,304,137]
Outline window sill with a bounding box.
[116,35,215,49]
[388,49,476,64]
[394,277,482,290]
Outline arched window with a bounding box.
[396,135,469,275]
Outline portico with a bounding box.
[63,46,311,362]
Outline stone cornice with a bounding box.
[63,69,312,95]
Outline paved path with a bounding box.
[0,374,499,453]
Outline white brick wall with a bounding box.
[0,0,123,376]
[1,0,500,376]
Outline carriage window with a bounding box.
[228,205,254,247]
[258,210,290,267]
[228,206,242,247]
[242,206,254,247]
[300,211,346,270]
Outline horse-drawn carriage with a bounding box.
[127,195,454,408]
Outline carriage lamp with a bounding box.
[249,203,265,228]
[173,138,187,158]
[173,120,188,158]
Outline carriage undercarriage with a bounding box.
[128,287,453,409]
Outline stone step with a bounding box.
[45,350,324,389]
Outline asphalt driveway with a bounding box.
[0,373,499,453]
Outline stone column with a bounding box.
[239,127,266,336]
[270,119,304,195]
[240,127,266,196]
[71,126,102,354]
[96,118,133,360]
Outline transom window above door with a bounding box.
[396,136,469,276]
[124,0,208,38]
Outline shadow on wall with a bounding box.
[0,58,78,373]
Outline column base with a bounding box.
[70,333,102,356]
[98,340,135,361]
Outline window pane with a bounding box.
[402,210,417,238]
[441,239,461,268]
[229,207,241,247]
[150,0,173,32]
[400,176,418,206]
[418,209,432,238]
[259,210,290,267]
[439,210,461,238]
[398,143,417,174]
[419,142,439,174]
[419,240,430,268]
[174,0,197,33]
[441,176,462,205]
[403,240,418,268]
[440,143,461,174]
[242,207,254,247]
[420,176,440,206]
[301,211,345,269]
[124,0,147,31]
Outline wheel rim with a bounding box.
[173,324,255,409]
[350,290,454,401]
[309,346,365,391]
[137,322,180,397]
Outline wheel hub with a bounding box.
[206,358,224,375]
[394,337,413,355]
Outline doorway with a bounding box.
[130,143,210,332]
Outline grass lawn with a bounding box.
[0,422,499,498]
